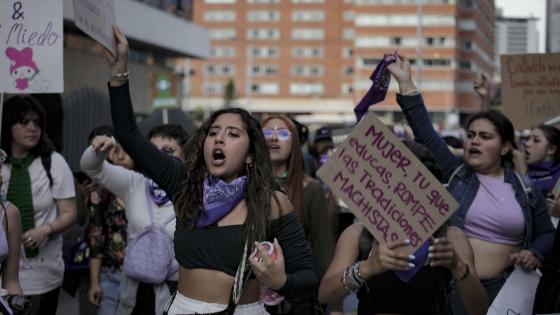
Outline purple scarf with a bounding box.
[197,175,247,227]
[527,160,560,194]
[354,52,398,123]
[146,177,170,206]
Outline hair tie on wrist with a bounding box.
[111,71,129,81]
[455,264,470,282]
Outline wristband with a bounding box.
[111,70,129,81]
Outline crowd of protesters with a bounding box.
[0,26,558,315]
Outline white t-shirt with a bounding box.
[1,152,75,295]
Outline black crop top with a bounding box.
[109,82,319,298]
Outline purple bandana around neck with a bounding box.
[393,241,429,282]
[197,175,248,227]
[527,160,560,194]
[146,177,170,206]
[354,51,398,123]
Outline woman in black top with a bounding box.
[318,141,488,315]
[104,27,317,314]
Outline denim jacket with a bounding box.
[396,93,554,262]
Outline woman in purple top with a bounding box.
[387,54,554,315]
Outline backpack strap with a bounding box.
[41,154,53,186]
[513,171,533,205]
[144,181,175,226]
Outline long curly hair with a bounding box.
[261,116,307,227]
[174,108,280,246]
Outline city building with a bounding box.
[547,0,560,52]
[495,12,539,68]
[186,0,495,128]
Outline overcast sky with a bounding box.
[495,0,546,52]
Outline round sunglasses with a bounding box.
[262,127,291,141]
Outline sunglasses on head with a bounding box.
[160,147,176,156]
[262,127,291,141]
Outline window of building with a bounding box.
[343,65,353,75]
[204,10,236,21]
[203,82,226,94]
[392,37,402,45]
[209,28,236,40]
[251,64,279,76]
[247,10,280,21]
[292,10,325,22]
[205,64,236,75]
[250,83,279,95]
[291,65,324,76]
[211,46,236,57]
[341,83,353,95]
[342,47,353,58]
[463,40,473,50]
[204,0,236,3]
[343,28,355,40]
[343,11,355,21]
[356,14,455,26]
[292,0,324,3]
[292,29,325,40]
[247,28,281,40]
[423,58,452,67]
[250,46,279,58]
[290,83,324,95]
[292,46,324,58]
[247,0,279,3]
[460,60,472,70]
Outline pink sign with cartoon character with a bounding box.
[0,0,63,93]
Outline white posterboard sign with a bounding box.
[0,0,64,93]
[72,0,116,56]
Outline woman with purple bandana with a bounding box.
[103,27,317,314]
[522,125,560,227]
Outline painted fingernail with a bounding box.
[404,239,411,244]
[408,254,415,260]
[433,238,440,244]
[428,253,433,259]
[408,263,416,268]
[428,246,434,252]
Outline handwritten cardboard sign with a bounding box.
[73,0,116,56]
[317,113,458,252]
[0,0,63,93]
[501,53,560,129]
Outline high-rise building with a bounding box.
[186,0,495,127]
[495,14,539,64]
[547,0,560,52]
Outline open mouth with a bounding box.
[469,148,481,156]
[211,149,226,165]
[268,144,280,151]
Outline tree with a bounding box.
[223,78,236,108]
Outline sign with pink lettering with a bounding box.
[317,113,458,252]
[0,0,63,93]
[501,53,560,129]
[72,0,116,56]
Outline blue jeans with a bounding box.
[451,274,507,315]
[99,268,123,315]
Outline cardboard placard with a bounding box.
[501,53,560,129]
[317,113,458,252]
[73,0,116,56]
[0,0,63,93]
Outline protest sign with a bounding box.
[486,266,540,315]
[73,0,116,56]
[0,0,63,93]
[317,113,458,252]
[501,53,560,129]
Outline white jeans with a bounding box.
[166,291,269,315]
